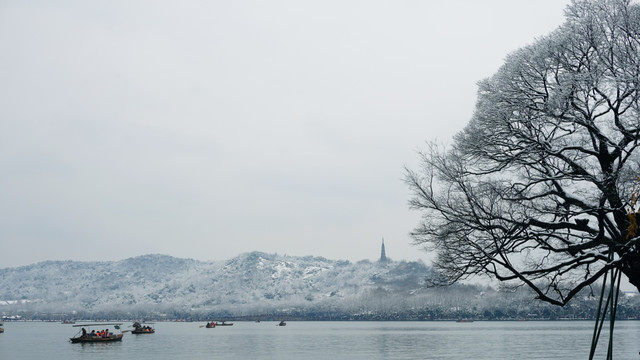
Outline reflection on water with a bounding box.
[0,321,639,360]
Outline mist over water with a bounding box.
[1,321,639,360]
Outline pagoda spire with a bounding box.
[380,237,388,262]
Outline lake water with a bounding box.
[1,320,639,359]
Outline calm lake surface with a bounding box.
[1,320,639,360]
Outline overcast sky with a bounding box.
[0,0,572,268]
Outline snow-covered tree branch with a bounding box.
[407,0,640,306]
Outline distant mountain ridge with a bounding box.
[0,252,435,316]
[3,253,639,321]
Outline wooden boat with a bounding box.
[205,322,216,328]
[131,321,155,334]
[69,323,124,343]
[278,320,286,326]
[70,333,123,343]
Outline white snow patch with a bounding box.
[303,266,329,279]
[271,261,295,279]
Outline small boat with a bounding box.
[62,320,75,324]
[278,320,286,326]
[70,333,123,343]
[205,322,216,328]
[131,321,155,334]
[69,323,124,343]
[455,319,474,323]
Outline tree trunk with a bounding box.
[622,259,640,293]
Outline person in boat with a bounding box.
[89,330,96,337]
[105,329,110,338]
[81,328,87,338]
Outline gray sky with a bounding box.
[0,0,571,268]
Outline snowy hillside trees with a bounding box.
[0,253,433,316]
[2,253,639,321]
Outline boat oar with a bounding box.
[121,330,131,333]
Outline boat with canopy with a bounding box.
[131,321,155,334]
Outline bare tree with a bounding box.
[406,0,640,306]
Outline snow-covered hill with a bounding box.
[4,253,638,320]
[0,252,436,316]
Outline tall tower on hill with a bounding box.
[380,238,388,262]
